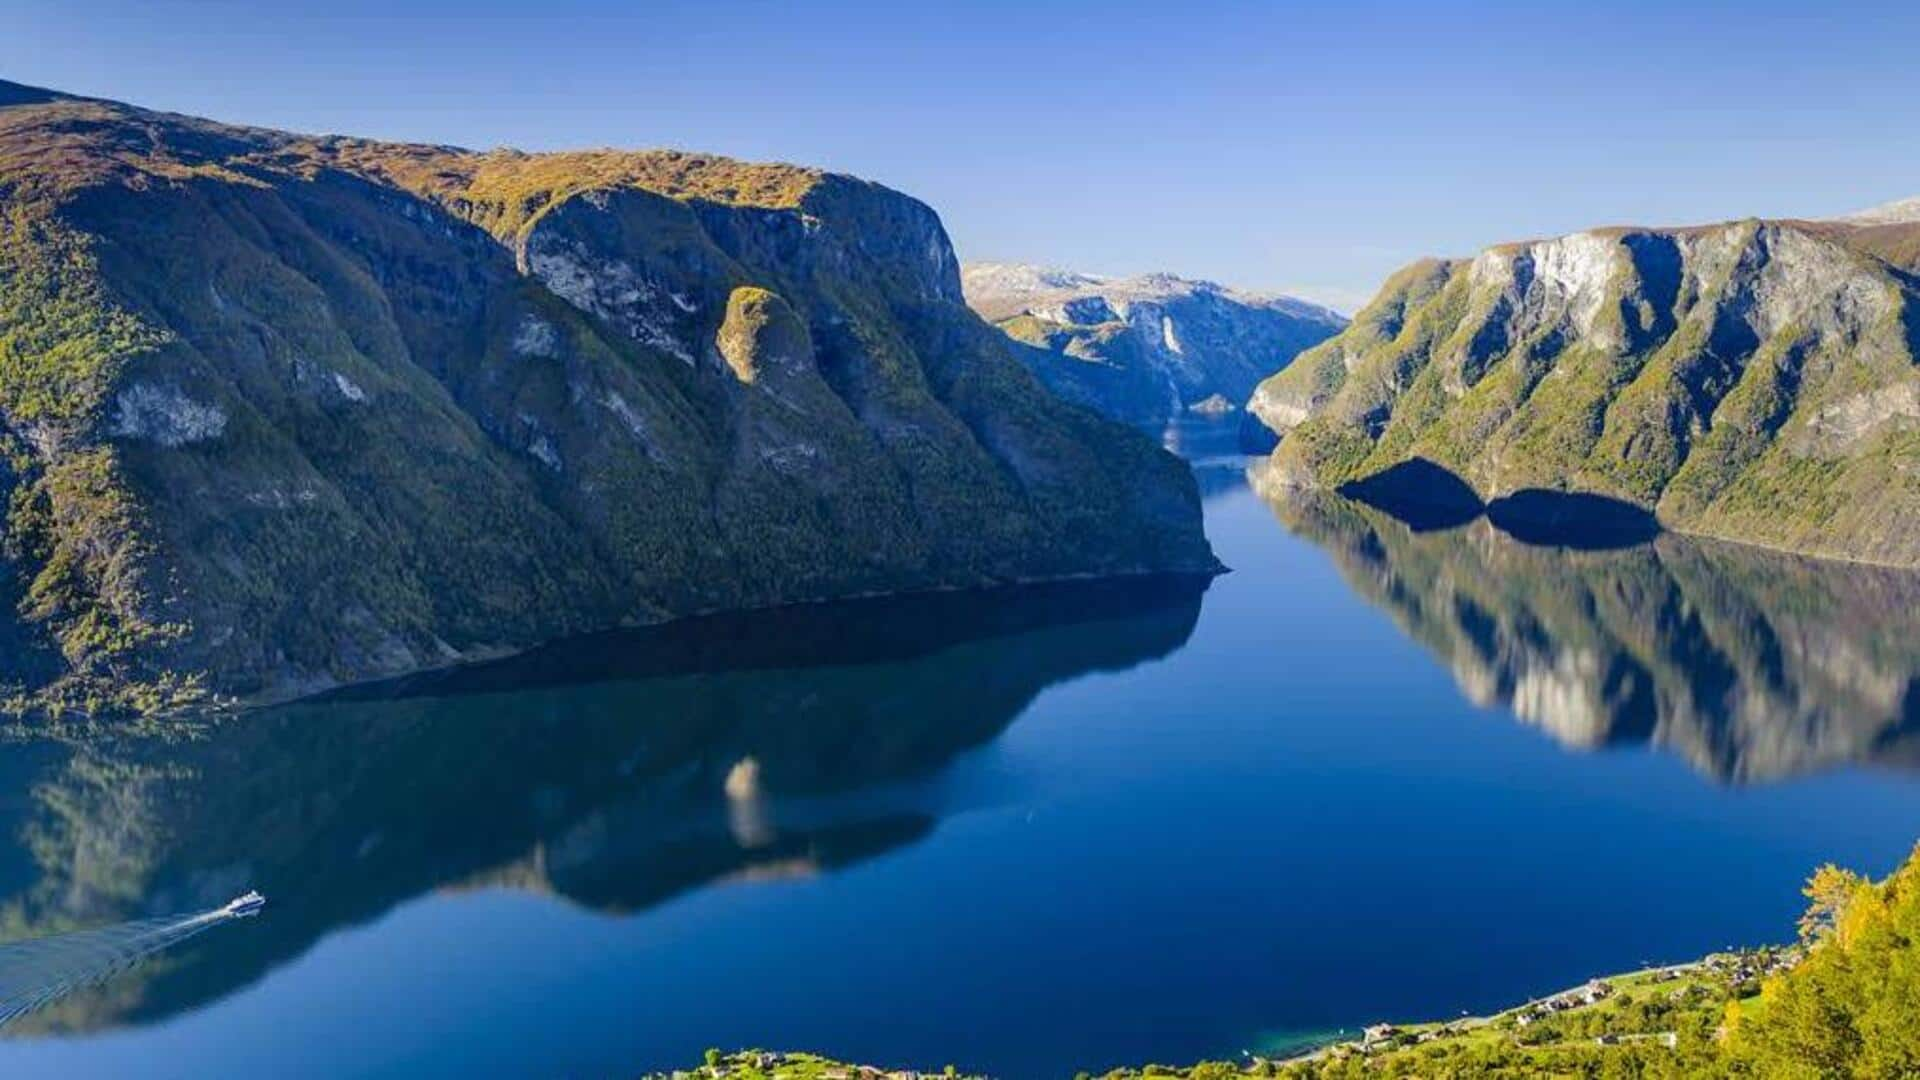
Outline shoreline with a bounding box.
[654,946,1801,1080]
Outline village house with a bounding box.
[1360,1024,1399,1050]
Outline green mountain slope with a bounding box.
[1249,215,1920,566]
[0,81,1216,713]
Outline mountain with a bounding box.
[1841,194,1920,227]
[0,81,1217,714]
[962,262,1345,430]
[1250,207,1920,566]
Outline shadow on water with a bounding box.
[0,572,1207,1037]
[1330,457,1659,550]
[1255,470,1920,786]
[1485,489,1660,549]
[321,574,1216,703]
[1335,459,1484,532]
[1235,411,1281,455]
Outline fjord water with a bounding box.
[2,421,1920,1078]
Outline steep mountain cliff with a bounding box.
[1250,211,1920,566]
[963,262,1344,429]
[0,81,1216,714]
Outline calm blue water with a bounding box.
[0,421,1917,1078]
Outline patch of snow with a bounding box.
[332,372,368,402]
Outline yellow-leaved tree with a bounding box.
[1724,844,1920,1077]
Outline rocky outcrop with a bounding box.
[1250,214,1920,566]
[0,81,1217,713]
[963,263,1344,430]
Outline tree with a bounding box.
[1796,864,1868,945]
[1726,843,1920,1077]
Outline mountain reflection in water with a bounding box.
[1255,468,1920,784]
[0,575,1206,1036]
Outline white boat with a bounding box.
[222,890,266,917]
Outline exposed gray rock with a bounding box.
[108,384,227,447]
[510,316,561,359]
[1252,216,1920,567]
[964,262,1345,430]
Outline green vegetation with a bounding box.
[0,210,168,423]
[0,79,1213,716]
[715,286,808,384]
[988,312,1170,428]
[1723,853,1920,1076]
[676,844,1920,1078]
[1253,843,1920,1077]
[644,1051,987,1080]
[1249,221,1920,567]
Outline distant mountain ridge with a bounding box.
[1250,201,1920,567]
[963,262,1345,429]
[964,262,1343,325]
[1839,194,1920,227]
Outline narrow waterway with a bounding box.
[0,420,1917,1078]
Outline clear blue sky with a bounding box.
[6,0,1919,311]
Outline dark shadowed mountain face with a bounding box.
[1256,469,1920,784]
[962,263,1345,431]
[0,573,1206,1035]
[0,82,1215,716]
[1250,217,1920,568]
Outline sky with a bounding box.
[5,1,1920,312]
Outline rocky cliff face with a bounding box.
[963,262,1344,430]
[0,82,1216,713]
[1250,214,1920,566]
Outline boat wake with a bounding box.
[0,892,264,1029]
